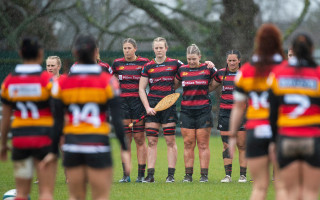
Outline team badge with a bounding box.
[149,69,154,73]
[182,72,188,76]
[119,66,125,70]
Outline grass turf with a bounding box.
[0,136,276,200]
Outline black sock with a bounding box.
[185,167,193,176]
[224,164,232,176]
[138,164,146,177]
[147,168,155,176]
[168,168,175,176]
[240,167,247,176]
[201,168,208,176]
[122,163,127,176]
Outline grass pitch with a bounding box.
[0,136,276,200]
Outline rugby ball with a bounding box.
[2,189,16,200]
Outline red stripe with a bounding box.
[279,127,320,137]
[184,90,206,96]
[120,93,139,97]
[14,108,52,118]
[220,103,233,109]
[13,136,52,148]
[61,74,110,89]
[221,94,233,100]
[281,105,320,116]
[150,85,172,91]
[121,84,139,89]
[182,99,209,106]
[245,119,269,129]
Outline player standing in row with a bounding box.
[0,37,58,200]
[51,35,130,200]
[209,50,247,183]
[230,24,286,200]
[112,38,149,183]
[269,34,320,200]
[174,44,217,182]
[139,37,181,183]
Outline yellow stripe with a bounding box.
[11,116,54,128]
[278,114,320,127]
[246,106,269,119]
[61,88,111,104]
[63,123,110,135]
[236,77,269,92]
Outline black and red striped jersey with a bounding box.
[268,60,320,138]
[1,64,54,149]
[176,63,216,109]
[234,58,284,129]
[213,67,237,113]
[71,60,113,74]
[141,57,183,99]
[112,56,149,97]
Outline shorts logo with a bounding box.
[219,124,222,128]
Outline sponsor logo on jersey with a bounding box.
[182,80,208,86]
[222,86,234,91]
[8,84,41,97]
[166,67,173,71]
[120,75,140,80]
[150,77,174,84]
[279,77,317,90]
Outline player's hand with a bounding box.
[121,150,131,176]
[39,153,57,169]
[204,61,216,69]
[229,136,237,159]
[146,107,156,116]
[0,145,10,161]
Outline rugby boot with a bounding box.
[119,175,131,183]
[135,176,145,183]
[166,175,175,183]
[238,175,247,183]
[143,175,155,183]
[182,174,193,182]
[199,175,208,183]
[221,175,232,183]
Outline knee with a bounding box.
[134,135,145,147]
[166,139,176,148]
[237,142,246,151]
[148,139,158,148]
[198,142,208,152]
[184,140,195,150]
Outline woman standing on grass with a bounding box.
[0,36,58,200]
[269,34,320,200]
[51,35,130,200]
[209,50,247,183]
[112,38,149,183]
[174,44,217,182]
[229,24,286,200]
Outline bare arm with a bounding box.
[174,77,182,90]
[209,79,221,92]
[0,104,12,161]
[139,76,156,115]
[204,60,215,69]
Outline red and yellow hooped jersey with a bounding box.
[1,64,53,148]
[235,60,285,129]
[268,63,320,137]
[52,64,119,136]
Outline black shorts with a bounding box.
[277,135,320,169]
[246,127,272,158]
[62,135,113,169]
[217,115,245,131]
[179,108,213,129]
[120,97,145,119]
[145,98,177,124]
[12,146,50,161]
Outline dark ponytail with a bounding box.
[73,35,97,64]
[292,34,317,67]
